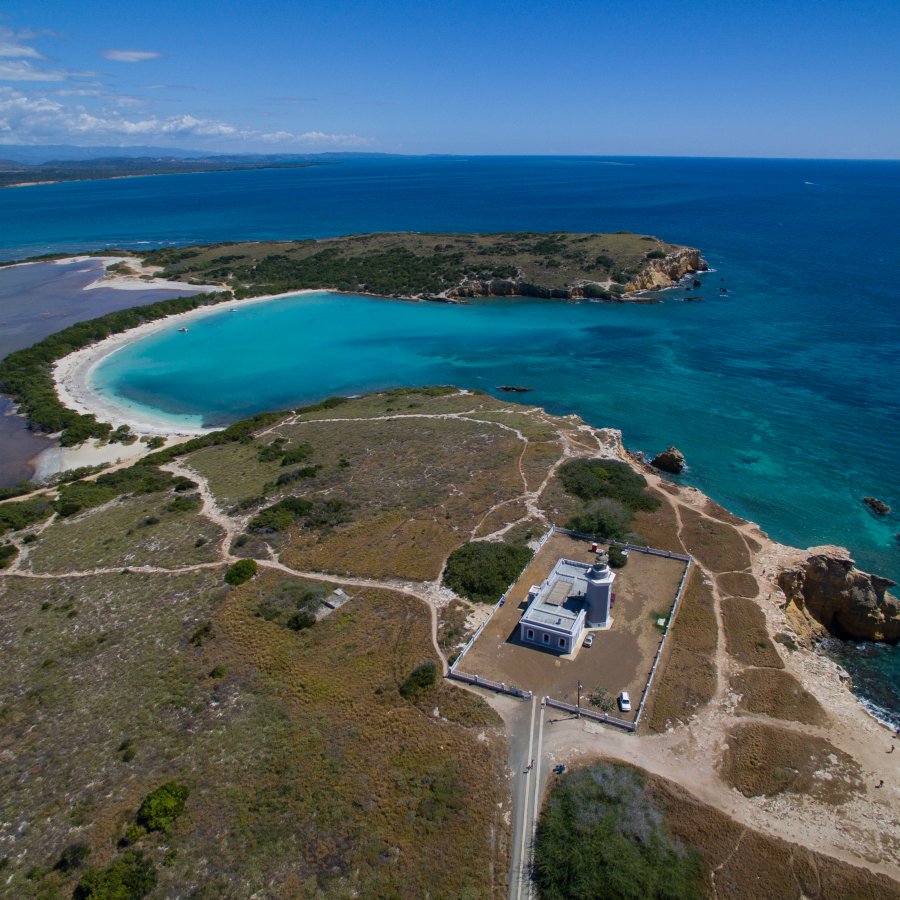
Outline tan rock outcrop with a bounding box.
[778,549,900,643]
[625,248,708,293]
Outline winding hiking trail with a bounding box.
[2,397,898,893]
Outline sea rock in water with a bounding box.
[651,446,686,474]
[863,496,891,516]
[778,551,900,643]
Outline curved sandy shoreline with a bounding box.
[54,287,324,437]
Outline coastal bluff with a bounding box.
[779,549,900,643]
[134,231,708,302]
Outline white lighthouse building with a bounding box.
[518,551,616,652]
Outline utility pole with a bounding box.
[577,681,582,717]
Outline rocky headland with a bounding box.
[778,549,900,643]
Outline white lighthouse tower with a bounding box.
[584,551,615,628]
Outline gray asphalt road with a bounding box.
[508,696,549,900]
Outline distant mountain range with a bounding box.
[0,146,401,187]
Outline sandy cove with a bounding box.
[39,256,320,476]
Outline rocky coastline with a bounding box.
[449,247,707,301]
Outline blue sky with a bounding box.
[2,0,898,157]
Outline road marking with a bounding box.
[514,696,538,900]
[525,700,547,899]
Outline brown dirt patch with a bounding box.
[720,722,863,804]
[644,766,900,899]
[631,489,684,553]
[745,535,763,554]
[679,505,751,574]
[732,668,828,726]
[721,597,784,668]
[703,498,749,527]
[717,570,760,598]
[438,597,474,656]
[644,566,718,732]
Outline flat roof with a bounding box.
[520,557,595,635]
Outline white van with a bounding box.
[618,691,632,712]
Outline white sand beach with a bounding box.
[47,263,323,473]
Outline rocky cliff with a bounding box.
[623,248,708,294]
[447,247,707,302]
[778,550,900,643]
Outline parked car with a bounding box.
[583,633,594,648]
[618,691,632,712]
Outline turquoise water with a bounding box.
[1,156,898,717]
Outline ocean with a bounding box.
[0,156,897,722]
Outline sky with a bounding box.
[1,0,898,158]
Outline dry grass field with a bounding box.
[644,767,900,899]
[1,386,897,896]
[720,722,863,804]
[643,567,718,732]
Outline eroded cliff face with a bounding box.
[447,247,707,301]
[778,551,900,643]
[624,248,708,293]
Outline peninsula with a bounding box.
[0,232,707,448]
[2,241,897,899]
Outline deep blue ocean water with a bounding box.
[0,156,898,723]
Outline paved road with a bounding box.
[508,696,549,900]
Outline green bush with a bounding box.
[73,851,156,900]
[400,660,438,698]
[0,496,54,535]
[559,459,659,513]
[224,559,257,586]
[54,842,90,873]
[0,543,18,570]
[136,782,190,833]
[534,763,704,900]
[608,545,629,568]
[442,541,533,604]
[566,499,632,541]
[256,579,325,629]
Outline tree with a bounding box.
[224,558,257,586]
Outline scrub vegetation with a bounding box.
[442,541,534,603]
[558,458,661,540]
[534,762,705,899]
[142,231,682,299]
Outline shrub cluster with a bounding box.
[73,851,156,900]
[248,497,352,534]
[400,660,438,698]
[224,247,471,298]
[442,541,533,604]
[257,579,327,631]
[136,782,190,833]
[560,458,660,540]
[534,763,704,899]
[225,559,258,586]
[0,496,53,535]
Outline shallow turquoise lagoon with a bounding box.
[95,284,899,588]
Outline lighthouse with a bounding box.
[585,551,615,628]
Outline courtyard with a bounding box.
[458,532,688,723]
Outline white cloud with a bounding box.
[0,26,44,60]
[0,60,69,82]
[102,50,162,63]
[260,129,371,147]
[0,41,43,60]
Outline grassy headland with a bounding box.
[140,230,705,300]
